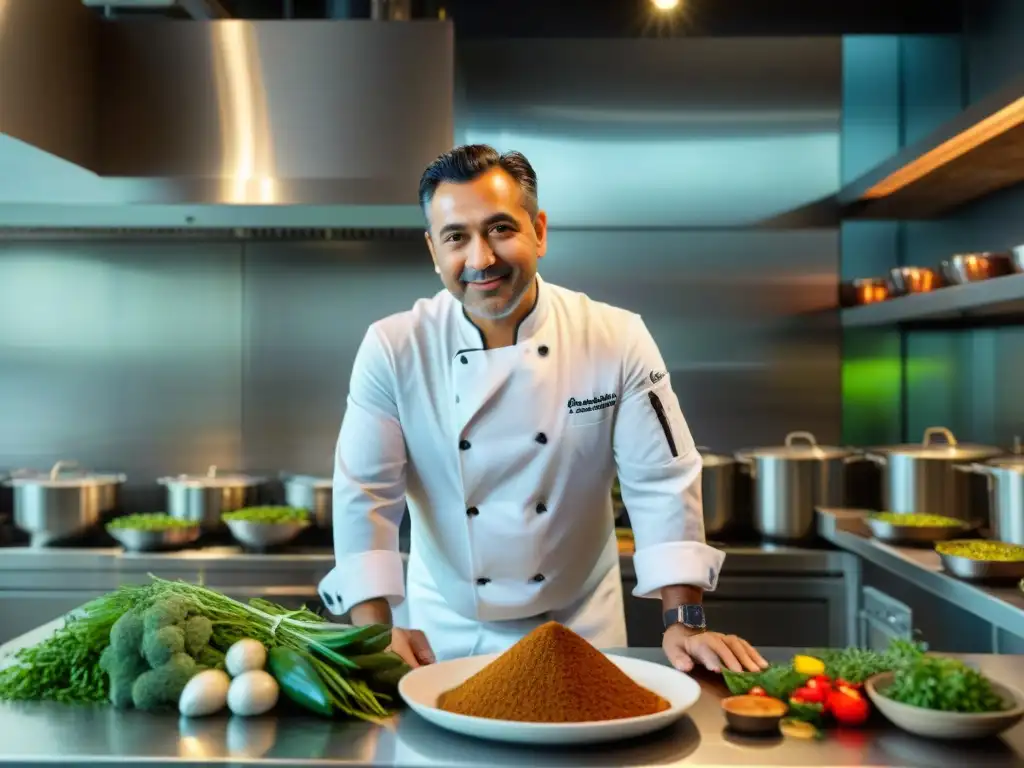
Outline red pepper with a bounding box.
[828,685,870,726]
[748,686,768,697]
[791,684,828,705]
[807,676,833,694]
[835,678,863,691]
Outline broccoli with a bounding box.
[110,678,135,709]
[142,597,190,632]
[131,653,198,711]
[142,625,185,668]
[108,610,145,657]
[183,615,213,656]
[194,646,225,671]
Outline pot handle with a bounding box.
[922,426,957,447]
[49,460,80,480]
[862,452,888,466]
[785,431,818,447]
[733,452,755,477]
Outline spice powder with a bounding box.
[436,621,671,722]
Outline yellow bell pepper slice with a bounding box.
[792,654,826,677]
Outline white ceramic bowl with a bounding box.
[866,671,1024,740]
[398,652,701,746]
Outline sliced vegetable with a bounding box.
[793,654,826,677]
[268,647,333,717]
[787,698,826,725]
[780,718,822,740]
[828,685,870,726]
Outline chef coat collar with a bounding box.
[457,274,549,350]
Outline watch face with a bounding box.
[664,604,706,629]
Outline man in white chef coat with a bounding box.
[318,144,768,675]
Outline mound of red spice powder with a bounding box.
[436,621,671,722]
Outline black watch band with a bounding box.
[663,604,706,632]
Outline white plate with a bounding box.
[398,652,701,746]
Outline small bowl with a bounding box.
[225,519,310,550]
[866,672,1024,740]
[888,266,942,297]
[721,695,788,735]
[107,525,200,552]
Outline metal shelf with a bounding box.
[841,273,1024,328]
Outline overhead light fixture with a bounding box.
[651,0,681,10]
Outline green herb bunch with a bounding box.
[885,656,1007,713]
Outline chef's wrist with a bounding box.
[350,597,393,627]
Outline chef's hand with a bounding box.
[662,624,768,673]
[388,627,436,668]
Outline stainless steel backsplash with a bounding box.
[0,231,839,511]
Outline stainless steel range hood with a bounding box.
[0,0,453,229]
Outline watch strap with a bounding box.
[663,604,707,632]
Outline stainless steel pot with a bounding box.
[4,460,126,547]
[737,431,858,542]
[865,426,1002,525]
[282,474,332,528]
[159,465,265,529]
[957,455,1024,545]
[696,446,737,538]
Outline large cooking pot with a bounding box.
[159,465,265,529]
[696,446,737,538]
[956,455,1024,544]
[282,474,332,528]
[4,460,126,547]
[865,426,1002,525]
[737,431,858,542]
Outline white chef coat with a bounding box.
[318,275,725,660]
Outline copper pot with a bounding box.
[888,266,941,296]
[940,252,1013,285]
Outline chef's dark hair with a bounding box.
[418,144,539,222]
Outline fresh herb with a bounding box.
[936,540,1024,563]
[884,655,1007,713]
[807,638,926,685]
[107,514,199,531]
[0,584,152,703]
[723,664,809,699]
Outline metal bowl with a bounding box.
[938,552,1024,582]
[225,519,310,550]
[107,525,201,553]
[939,252,1014,285]
[867,517,970,546]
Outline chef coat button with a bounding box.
[459,439,471,451]
[532,573,545,583]
[460,355,468,364]
[538,345,549,357]
[535,432,547,445]
[467,506,479,517]
[536,502,547,514]
[476,577,491,586]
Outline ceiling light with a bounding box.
[651,0,681,10]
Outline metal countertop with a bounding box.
[817,508,1024,638]
[0,639,1022,767]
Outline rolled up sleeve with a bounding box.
[613,314,726,599]
[317,324,408,616]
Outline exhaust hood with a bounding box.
[0,0,454,229]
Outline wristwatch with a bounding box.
[663,604,707,633]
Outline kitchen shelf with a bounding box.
[838,73,1024,219]
[842,273,1024,328]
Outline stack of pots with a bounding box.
[696,446,740,539]
[159,465,265,530]
[736,432,857,542]
[4,460,126,547]
[864,426,1002,527]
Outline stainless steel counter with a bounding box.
[1,639,1022,767]
[817,508,1024,639]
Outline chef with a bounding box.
[318,144,768,675]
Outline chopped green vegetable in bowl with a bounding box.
[222,506,310,525]
[108,514,199,531]
[936,540,1024,562]
[881,656,1009,713]
[870,512,964,528]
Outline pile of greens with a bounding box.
[222,507,309,525]
[722,638,927,698]
[0,577,407,720]
[107,514,199,531]
[885,655,1008,713]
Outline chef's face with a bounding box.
[425,168,547,321]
